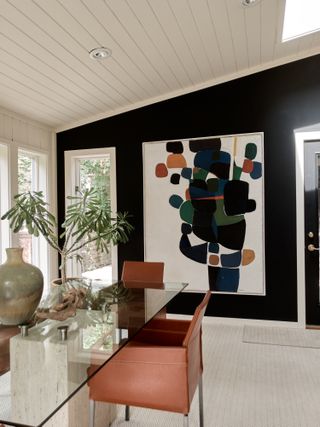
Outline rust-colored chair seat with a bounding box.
[88,291,211,426]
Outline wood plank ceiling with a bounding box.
[0,0,319,131]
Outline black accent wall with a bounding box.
[57,54,320,321]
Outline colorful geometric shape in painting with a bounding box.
[224,180,256,215]
[209,254,219,266]
[209,242,219,253]
[181,167,192,180]
[166,141,183,153]
[250,162,262,179]
[208,266,240,292]
[217,220,246,251]
[242,159,254,174]
[181,223,192,235]
[206,178,219,193]
[193,167,209,181]
[221,251,241,268]
[242,249,255,265]
[214,199,244,226]
[170,173,180,184]
[194,149,216,172]
[169,194,184,209]
[210,161,230,180]
[155,163,168,177]
[179,235,207,263]
[232,162,242,180]
[167,154,187,168]
[179,200,194,224]
[189,138,221,153]
[245,143,257,160]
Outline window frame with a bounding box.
[0,138,52,292]
[64,147,118,281]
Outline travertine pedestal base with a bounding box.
[10,320,116,427]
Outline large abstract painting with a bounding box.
[143,133,264,294]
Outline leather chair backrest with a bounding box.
[182,291,211,407]
[183,291,211,348]
[121,261,164,283]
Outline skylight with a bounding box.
[282,0,320,42]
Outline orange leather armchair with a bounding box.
[88,291,211,427]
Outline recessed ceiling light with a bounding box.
[242,0,260,6]
[89,47,112,61]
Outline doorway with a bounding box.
[304,140,320,325]
[296,130,320,327]
[64,147,118,283]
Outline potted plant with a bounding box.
[1,188,133,287]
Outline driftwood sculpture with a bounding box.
[36,287,87,322]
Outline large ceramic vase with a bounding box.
[0,247,43,325]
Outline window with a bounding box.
[0,144,9,263]
[17,149,48,286]
[64,148,117,283]
[282,0,320,42]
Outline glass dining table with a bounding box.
[0,280,187,427]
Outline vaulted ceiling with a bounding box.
[0,0,320,131]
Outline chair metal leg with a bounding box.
[183,414,189,427]
[89,399,95,427]
[199,374,204,427]
[125,405,130,421]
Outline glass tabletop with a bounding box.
[0,280,187,427]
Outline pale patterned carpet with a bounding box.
[111,321,320,427]
[243,324,320,348]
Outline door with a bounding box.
[64,148,117,284]
[304,140,320,325]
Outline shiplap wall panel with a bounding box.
[0,58,89,119]
[188,0,224,78]
[260,0,278,63]
[13,0,138,106]
[25,0,139,104]
[66,0,160,97]
[82,0,171,93]
[36,0,149,102]
[108,0,180,91]
[126,0,190,88]
[149,0,203,85]
[168,0,214,82]
[298,33,316,54]
[0,20,116,113]
[0,113,13,141]
[0,24,113,121]
[226,0,248,71]
[1,3,121,110]
[0,0,320,129]
[244,1,261,67]
[0,110,52,151]
[0,34,108,117]
[0,71,74,123]
[207,0,237,74]
[0,86,61,127]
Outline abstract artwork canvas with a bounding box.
[143,133,264,294]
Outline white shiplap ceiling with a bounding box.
[0,0,320,131]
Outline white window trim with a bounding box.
[0,143,10,261]
[0,138,54,294]
[64,147,118,280]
